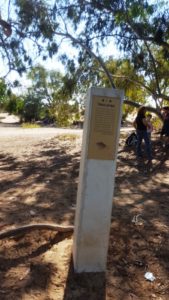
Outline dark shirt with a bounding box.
[161,113,169,135]
[135,114,147,131]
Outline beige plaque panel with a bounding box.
[88,95,121,160]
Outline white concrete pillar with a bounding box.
[73,87,124,273]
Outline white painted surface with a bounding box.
[74,159,116,272]
[73,87,124,272]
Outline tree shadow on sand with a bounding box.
[0,135,168,299]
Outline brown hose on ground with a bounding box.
[0,223,74,239]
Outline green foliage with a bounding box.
[152,117,163,130]
[0,79,8,110]
[5,94,24,116]
[55,0,169,107]
[53,102,79,127]
[0,66,82,126]
[22,94,43,122]
[21,123,41,128]
[25,65,82,126]
[1,0,57,74]
[1,0,168,120]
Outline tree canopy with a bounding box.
[0,0,169,118]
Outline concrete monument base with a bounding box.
[73,87,124,272]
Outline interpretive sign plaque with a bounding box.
[88,95,120,160]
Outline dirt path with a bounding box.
[0,128,168,300]
[0,125,82,138]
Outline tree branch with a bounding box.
[0,34,12,70]
[111,74,169,103]
[124,99,162,119]
[111,74,154,95]
[158,93,169,101]
[55,30,116,88]
[144,41,161,96]
[125,14,169,51]
[0,18,12,37]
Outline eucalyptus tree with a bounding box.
[0,78,8,110]
[26,65,81,125]
[52,0,169,114]
[0,0,58,75]
[0,0,168,117]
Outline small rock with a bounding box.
[144,272,156,282]
[30,210,36,216]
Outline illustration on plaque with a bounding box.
[96,141,107,149]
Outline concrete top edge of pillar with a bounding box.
[88,86,124,98]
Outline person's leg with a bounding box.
[164,134,169,147]
[136,130,143,158]
[165,130,169,144]
[143,131,152,160]
[147,132,151,141]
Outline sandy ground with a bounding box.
[0,126,169,300]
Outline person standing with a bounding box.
[160,106,169,146]
[146,113,153,140]
[133,106,152,162]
